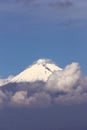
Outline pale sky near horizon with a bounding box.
[0,0,87,77]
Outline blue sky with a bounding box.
[0,1,87,130]
[0,0,87,77]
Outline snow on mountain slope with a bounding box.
[0,76,13,87]
[0,79,7,86]
[11,59,62,83]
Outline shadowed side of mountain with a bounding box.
[0,81,46,94]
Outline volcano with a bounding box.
[11,59,62,83]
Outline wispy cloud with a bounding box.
[15,0,38,5]
[16,0,33,3]
[0,0,87,28]
[48,0,73,10]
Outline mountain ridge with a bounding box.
[10,59,62,83]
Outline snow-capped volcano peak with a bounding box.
[11,59,62,83]
[34,59,52,65]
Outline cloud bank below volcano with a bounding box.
[0,61,87,107]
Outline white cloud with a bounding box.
[54,88,87,105]
[11,91,27,105]
[0,62,87,107]
[0,90,7,104]
[27,92,51,107]
[46,62,81,92]
[11,91,51,107]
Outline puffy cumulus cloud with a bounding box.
[46,62,81,92]
[27,92,51,107]
[11,91,28,105]
[0,62,87,107]
[54,85,87,105]
[0,90,12,106]
[0,90,7,104]
[7,90,51,107]
[11,90,51,107]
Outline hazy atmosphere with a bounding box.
[0,0,87,130]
